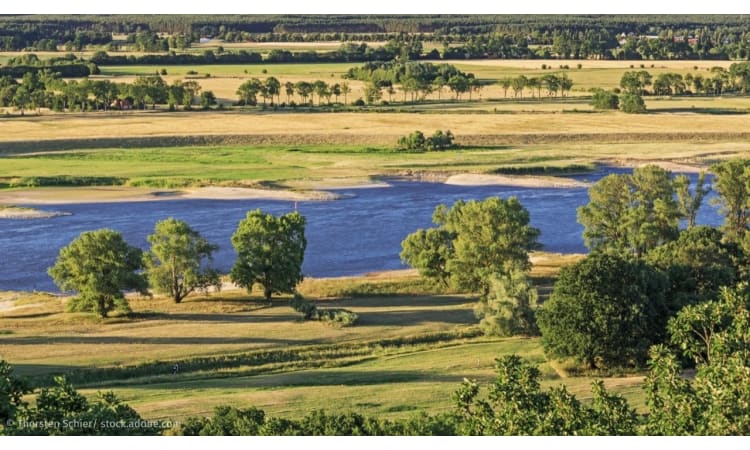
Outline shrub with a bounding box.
[315,309,359,327]
[397,130,455,151]
[590,89,619,110]
[290,293,358,327]
[619,93,647,113]
[537,253,669,369]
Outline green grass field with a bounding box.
[2,141,745,193]
[1,258,649,422]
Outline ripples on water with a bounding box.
[0,170,722,291]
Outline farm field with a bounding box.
[3,110,750,145]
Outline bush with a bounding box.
[619,93,647,113]
[537,253,669,369]
[290,293,317,320]
[290,293,358,327]
[590,89,619,110]
[315,309,359,327]
[353,98,365,106]
[397,130,455,151]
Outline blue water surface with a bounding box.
[0,168,722,291]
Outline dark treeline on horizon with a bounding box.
[2,15,750,60]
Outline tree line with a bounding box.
[236,77,351,106]
[0,72,216,114]
[345,61,484,102]
[497,73,574,99]
[6,15,750,61]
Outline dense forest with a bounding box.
[2,15,750,60]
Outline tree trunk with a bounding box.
[264,287,273,304]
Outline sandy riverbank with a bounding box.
[443,173,591,188]
[0,186,342,205]
[607,159,709,173]
[0,206,71,219]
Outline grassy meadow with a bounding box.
[2,141,747,192]
[0,253,651,422]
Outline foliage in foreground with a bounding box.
[2,284,749,435]
[537,252,669,369]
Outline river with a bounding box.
[0,168,722,292]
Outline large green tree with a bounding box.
[537,253,669,368]
[144,217,221,303]
[402,197,540,295]
[645,285,750,435]
[578,165,682,257]
[440,197,540,294]
[712,159,750,241]
[399,227,454,287]
[474,268,539,337]
[48,229,148,318]
[646,226,737,312]
[230,210,307,303]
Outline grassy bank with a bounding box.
[0,141,736,196]
[2,254,649,423]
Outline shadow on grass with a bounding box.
[133,369,463,389]
[651,107,750,115]
[0,311,58,319]
[328,295,470,309]
[130,311,297,324]
[355,308,476,327]
[0,335,304,346]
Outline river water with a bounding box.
[0,169,723,292]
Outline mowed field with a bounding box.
[3,110,750,144]
[0,255,648,421]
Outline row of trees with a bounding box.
[48,210,307,318]
[236,77,351,106]
[0,72,215,114]
[345,61,483,102]
[619,64,750,96]
[497,73,574,99]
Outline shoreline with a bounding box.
[443,173,591,188]
[0,205,71,219]
[0,171,598,206]
[604,159,709,174]
[0,185,344,206]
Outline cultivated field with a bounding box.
[3,110,750,144]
